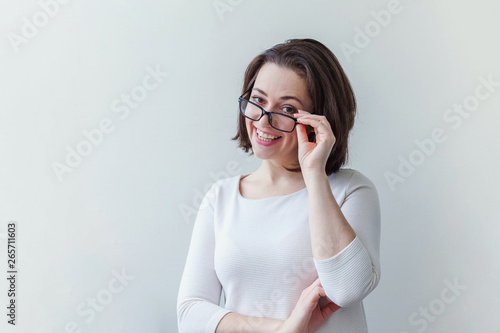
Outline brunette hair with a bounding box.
[231,38,357,176]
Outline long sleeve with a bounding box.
[313,170,381,308]
[177,182,232,333]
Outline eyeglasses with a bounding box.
[238,94,299,133]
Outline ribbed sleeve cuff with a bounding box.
[206,309,233,333]
[313,236,374,307]
[313,236,366,268]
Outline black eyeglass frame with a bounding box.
[238,94,299,133]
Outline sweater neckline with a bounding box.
[236,174,308,201]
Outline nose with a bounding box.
[256,111,273,130]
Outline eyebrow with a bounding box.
[252,87,304,105]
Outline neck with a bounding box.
[254,159,304,185]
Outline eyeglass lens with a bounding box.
[239,99,295,132]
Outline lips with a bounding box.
[253,128,282,146]
[255,128,281,140]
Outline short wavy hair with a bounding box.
[231,38,357,176]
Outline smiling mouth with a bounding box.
[256,128,281,141]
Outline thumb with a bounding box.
[295,122,309,145]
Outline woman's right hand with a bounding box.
[279,277,340,333]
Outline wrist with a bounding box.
[277,319,291,333]
[302,169,328,185]
[278,318,304,333]
[263,318,287,333]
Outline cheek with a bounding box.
[245,119,253,137]
[284,132,298,144]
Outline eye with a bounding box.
[281,106,298,114]
[251,96,264,104]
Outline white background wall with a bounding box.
[1,0,499,332]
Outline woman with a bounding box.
[177,38,381,333]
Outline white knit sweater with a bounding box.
[177,168,381,332]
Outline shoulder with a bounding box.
[212,174,240,190]
[197,175,239,212]
[330,168,378,195]
[329,169,381,216]
[203,174,241,201]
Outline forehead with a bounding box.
[253,62,308,98]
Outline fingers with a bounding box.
[329,302,340,313]
[295,118,309,144]
[321,301,341,317]
[306,277,322,291]
[294,110,327,126]
[295,116,331,136]
[293,111,335,144]
[302,278,326,304]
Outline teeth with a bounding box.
[256,128,280,141]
